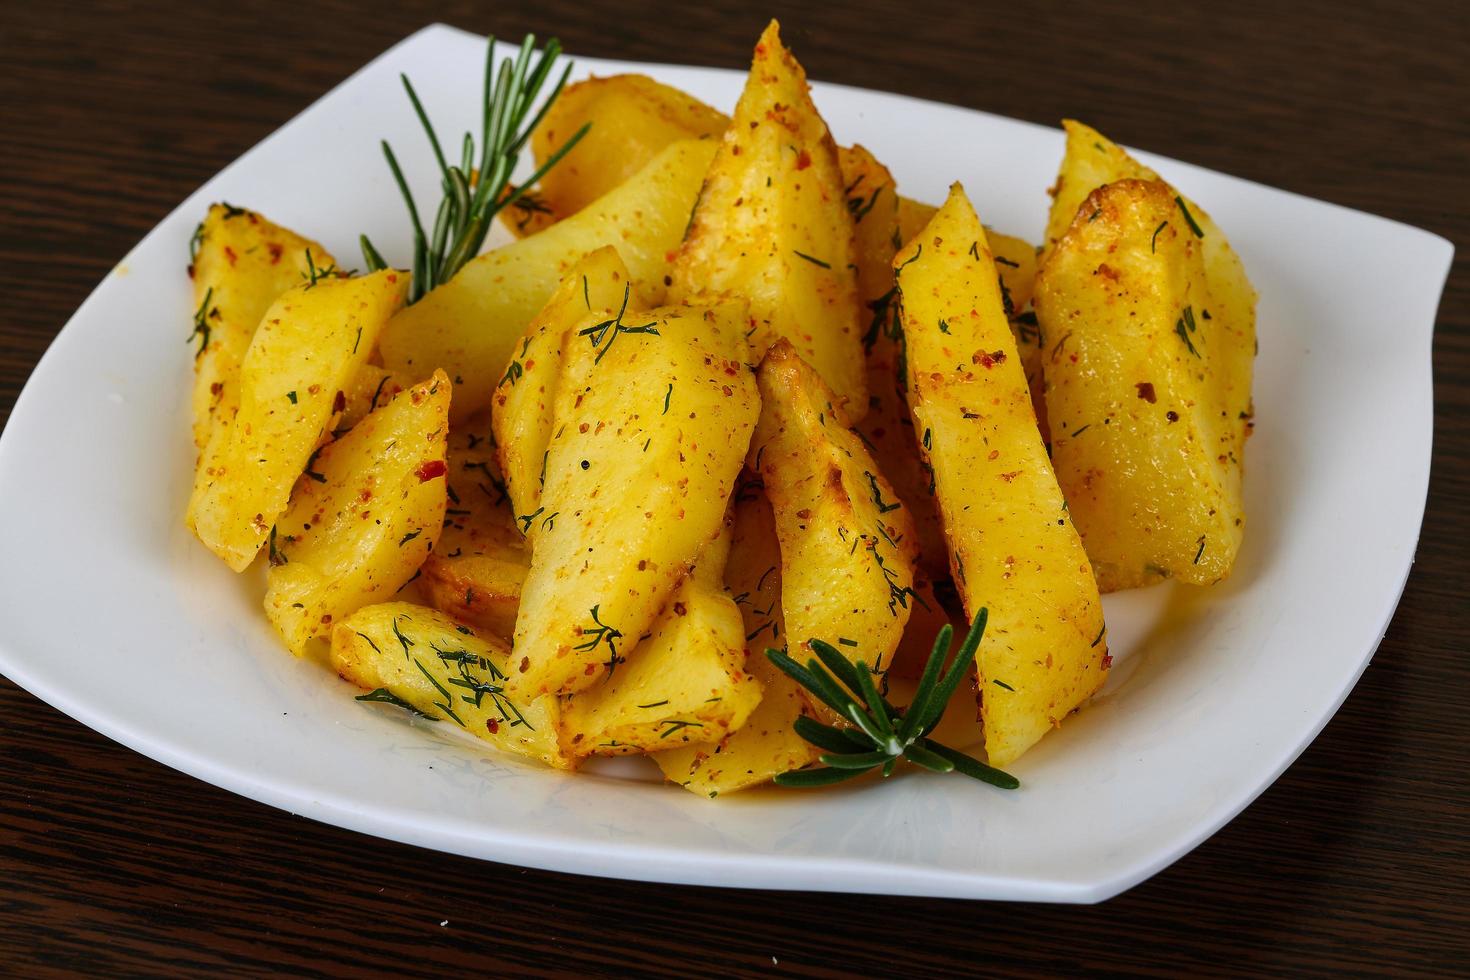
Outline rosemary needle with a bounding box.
[361,34,589,303]
[767,610,1019,790]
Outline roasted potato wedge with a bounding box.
[559,580,762,757]
[421,411,526,643]
[897,196,1048,438]
[656,486,822,796]
[1036,178,1251,589]
[530,73,729,220]
[558,507,758,757]
[491,246,645,527]
[378,138,718,420]
[508,303,757,698]
[752,340,919,690]
[670,21,866,416]
[264,371,450,655]
[187,270,409,571]
[331,602,572,769]
[896,184,1108,766]
[187,204,334,452]
[1041,120,1255,393]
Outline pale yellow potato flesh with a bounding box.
[669,20,866,417]
[490,246,645,529]
[1036,178,1251,589]
[530,73,730,219]
[508,303,757,699]
[896,183,1108,767]
[264,371,450,655]
[331,602,572,770]
[187,269,408,571]
[751,340,919,700]
[656,487,822,796]
[187,204,334,453]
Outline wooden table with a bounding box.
[2,1,1465,974]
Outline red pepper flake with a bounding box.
[795,149,811,170]
[267,243,283,264]
[415,459,447,482]
[973,349,1007,369]
[387,273,398,283]
[223,246,238,266]
[1135,381,1157,403]
[486,719,500,734]
[1101,653,1114,670]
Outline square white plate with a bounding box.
[0,24,1451,902]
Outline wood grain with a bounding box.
[1,0,1466,975]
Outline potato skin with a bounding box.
[187,204,333,453]
[896,183,1107,767]
[264,371,450,655]
[508,303,757,699]
[378,138,717,421]
[187,269,408,571]
[530,73,729,220]
[331,602,572,769]
[1036,179,1249,589]
[655,487,822,796]
[670,20,866,418]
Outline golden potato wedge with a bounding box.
[187,204,334,452]
[187,270,409,571]
[422,411,526,643]
[752,340,919,689]
[422,553,525,645]
[669,20,866,416]
[559,580,762,757]
[531,73,730,220]
[896,184,1108,766]
[1041,121,1256,383]
[656,486,822,797]
[557,503,757,757]
[378,138,718,420]
[896,196,1049,440]
[508,303,757,699]
[264,371,450,655]
[1036,179,1250,589]
[331,602,571,769]
[490,246,645,528]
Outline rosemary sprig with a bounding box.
[766,610,1019,790]
[361,34,590,303]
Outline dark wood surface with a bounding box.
[2,1,1465,975]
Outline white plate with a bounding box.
[0,24,1451,902]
